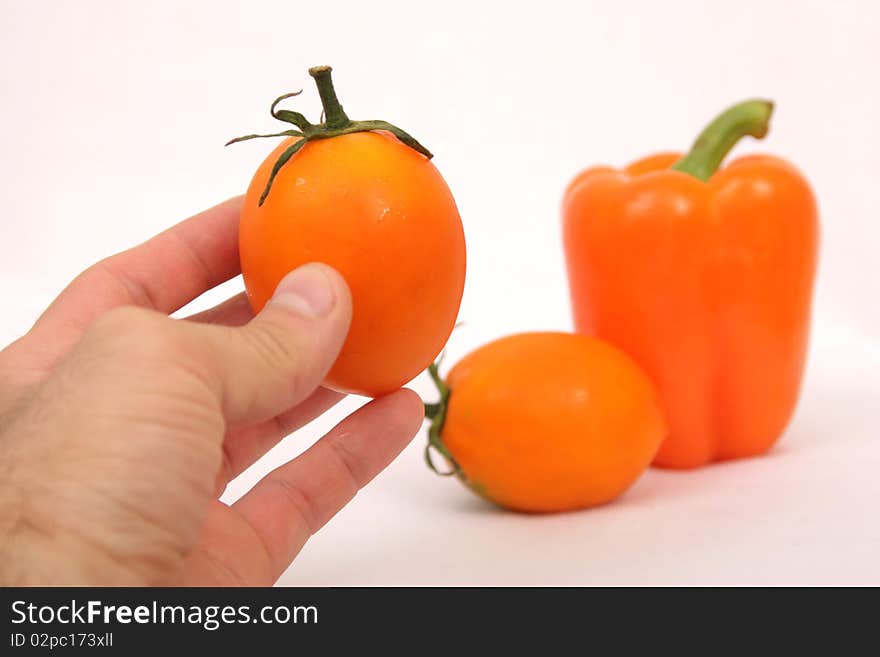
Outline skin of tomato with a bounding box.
[441,333,667,513]
[239,132,466,396]
[562,154,818,468]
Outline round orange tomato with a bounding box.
[236,68,466,397]
[430,333,666,513]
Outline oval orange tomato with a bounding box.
[427,333,667,513]
[235,68,466,396]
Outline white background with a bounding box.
[1,0,878,584]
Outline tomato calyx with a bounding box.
[227,65,434,206]
[423,361,461,477]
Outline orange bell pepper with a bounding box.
[562,100,819,469]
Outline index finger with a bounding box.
[35,196,244,336]
[232,389,424,581]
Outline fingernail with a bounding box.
[270,264,336,319]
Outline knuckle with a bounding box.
[89,305,150,336]
[325,437,365,490]
[268,476,321,535]
[87,307,188,361]
[243,323,303,372]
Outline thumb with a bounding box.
[188,262,352,425]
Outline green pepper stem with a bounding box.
[672,99,774,181]
[308,66,350,129]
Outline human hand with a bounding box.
[0,197,424,586]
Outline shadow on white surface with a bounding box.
[278,332,880,586]
[1,289,876,585]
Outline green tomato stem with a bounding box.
[226,65,433,205]
[308,66,350,129]
[423,362,459,477]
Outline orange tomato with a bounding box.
[429,333,667,513]
[236,68,466,396]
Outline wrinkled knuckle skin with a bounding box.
[245,323,303,373]
[268,476,321,536]
[327,437,366,490]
